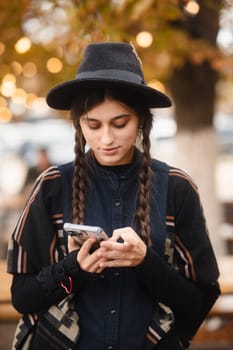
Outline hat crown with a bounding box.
[77,42,145,81]
[46,41,172,110]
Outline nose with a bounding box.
[101,126,114,145]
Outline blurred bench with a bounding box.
[222,201,233,254]
[192,255,233,349]
[0,260,20,321]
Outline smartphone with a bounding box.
[63,223,108,251]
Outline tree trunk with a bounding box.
[162,1,226,257]
[165,60,225,257]
[169,61,217,131]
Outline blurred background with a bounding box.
[0,1,233,349]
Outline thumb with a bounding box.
[68,235,81,251]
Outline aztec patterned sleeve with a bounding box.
[136,166,220,343]
[7,166,64,275]
[167,167,219,285]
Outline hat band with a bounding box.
[76,69,145,85]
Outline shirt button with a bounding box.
[115,201,121,206]
[107,346,113,350]
[114,272,119,277]
[110,309,116,315]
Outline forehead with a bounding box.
[85,99,134,119]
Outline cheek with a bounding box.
[80,125,95,144]
[122,124,139,143]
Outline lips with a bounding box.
[101,147,119,155]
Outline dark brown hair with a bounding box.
[70,86,153,246]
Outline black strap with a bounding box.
[150,159,169,256]
[58,162,73,224]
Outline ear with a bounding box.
[135,130,143,150]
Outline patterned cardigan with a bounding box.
[7,154,220,349]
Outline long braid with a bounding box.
[72,118,87,224]
[70,90,106,224]
[134,112,153,246]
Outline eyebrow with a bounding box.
[84,113,131,121]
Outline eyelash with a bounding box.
[88,124,99,130]
[114,123,127,129]
[87,122,128,129]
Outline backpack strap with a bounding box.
[150,159,170,257]
[58,162,73,224]
[145,160,175,348]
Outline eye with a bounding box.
[86,120,101,129]
[112,115,130,128]
[113,121,128,129]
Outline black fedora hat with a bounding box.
[46,42,172,110]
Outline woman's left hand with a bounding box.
[98,227,147,268]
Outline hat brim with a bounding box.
[46,78,172,110]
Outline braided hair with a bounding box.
[70,87,153,246]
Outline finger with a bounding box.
[82,255,107,273]
[107,230,121,242]
[92,258,107,273]
[98,248,131,261]
[116,228,140,243]
[110,227,140,245]
[100,258,131,268]
[87,259,104,273]
[111,227,131,240]
[100,240,131,252]
[78,237,97,259]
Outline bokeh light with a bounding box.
[0,42,5,56]
[14,36,32,54]
[136,31,153,48]
[0,107,12,122]
[1,74,16,97]
[22,62,37,78]
[46,57,63,73]
[11,61,23,76]
[184,1,200,16]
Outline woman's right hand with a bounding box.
[68,235,106,273]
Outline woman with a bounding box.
[7,42,220,350]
